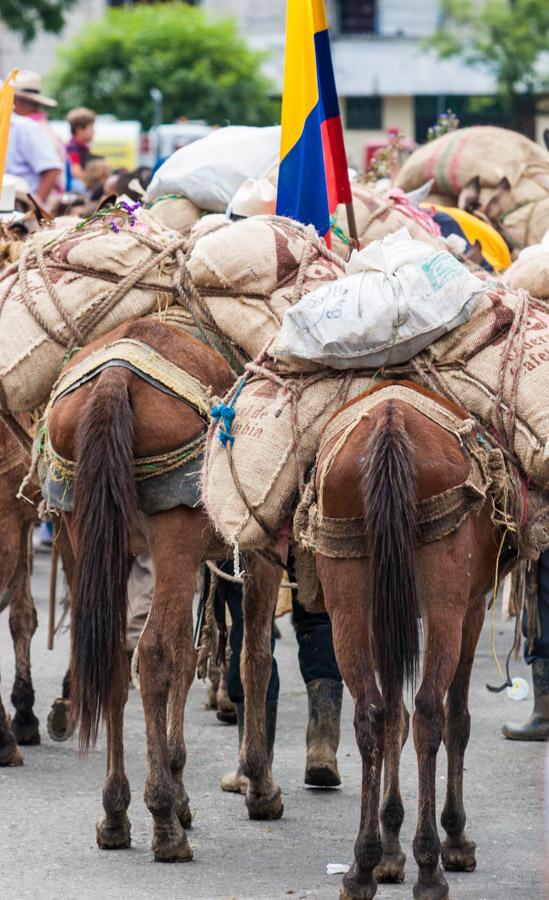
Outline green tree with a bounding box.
[1,0,77,44]
[427,0,549,135]
[47,3,277,129]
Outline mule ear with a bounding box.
[458,176,481,213]
[463,239,483,266]
[96,193,118,211]
[26,193,54,223]
[544,129,549,151]
[484,176,511,222]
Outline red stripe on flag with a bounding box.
[320,116,352,213]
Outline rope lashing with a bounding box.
[211,375,248,447]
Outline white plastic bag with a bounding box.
[272,228,486,369]
[147,125,281,212]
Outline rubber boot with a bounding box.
[220,701,278,793]
[305,678,342,787]
[502,659,549,741]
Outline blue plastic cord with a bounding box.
[211,376,248,448]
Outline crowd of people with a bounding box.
[4,69,151,217]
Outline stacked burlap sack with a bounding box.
[331,182,445,259]
[146,195,202,237]
[0,209,189,411]
[503,231,549,301]
[0,211,343,412]
[395,126,549,251]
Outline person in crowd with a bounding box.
[12,70,66,192]
[82,158,112,202]
[66,108,96,188]
[6,112,61,205]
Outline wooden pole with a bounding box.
[47,525,58,651]
[345,200,359,249]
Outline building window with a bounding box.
[339,1,377,35]
[346,96,382,130]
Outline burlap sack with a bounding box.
[185,215,344,364]
[332,183,445,259]
[504,253,549,300]
[0,211,186,412]
[422,284,549,489]
[396,126,549,197]
[202,369,376,549]
[497,193,549,251]
[146,195,202,236]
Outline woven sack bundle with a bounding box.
[419,283,549,489]
[331,183,445,259]
[396,126,549,197]
[184,215,344,366]
[0,210,187,412]
[504,242,549,301]
[202,369,376,550]
[146,195,202,236]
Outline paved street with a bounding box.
[0,551,545,900]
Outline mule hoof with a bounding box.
[153,830,193,863]
[47,698,73,743]
[12,712,40,746]
[442,837,476,872]
[0,740,23,767]
[305,762,341,788]
[413,866,449,900]
[341,864,378,899]
[96,816,131,850]
[375,850,406,883]
[246,786,284,821]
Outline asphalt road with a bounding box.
[0,551,545,900]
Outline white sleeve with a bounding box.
[21,119,62,173]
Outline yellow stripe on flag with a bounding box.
[279,1,319,160]
[0,69,17,191]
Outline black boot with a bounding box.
[305,679,343,787]
[502,659,549,741]
[220,701,278,792]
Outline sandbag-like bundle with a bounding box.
[184,215,344,364]
[0,210,187,412]
[331,183,445,259]
[419,283,549,490]
[273,229,486,369]
[504,232,549,300]
[203,369,377,550]
[146,195,202,236]
[396,126,549,198]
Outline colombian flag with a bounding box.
[276,0,351,241]
[0,69,17,190]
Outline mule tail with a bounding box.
[70,369,138,752]
[361,400,420,695]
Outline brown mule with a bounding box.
[314,386,500,900]
[47,317,283,861]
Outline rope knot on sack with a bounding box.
[211,374,248,447]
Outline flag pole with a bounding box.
[345,200,358,247]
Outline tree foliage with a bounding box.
[47,3,277,129]
[428,0,549,109]
[0,0,77,44]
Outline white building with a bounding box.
[1,0,545,168]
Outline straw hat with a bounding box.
[228,178,277,219]
[13,70,57,108]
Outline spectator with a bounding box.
[6,113,62,204]
[66,108,96,186]
[12,70,66,193]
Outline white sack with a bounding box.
[272,229,486,369]
[147,125,281,212]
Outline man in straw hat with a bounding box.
[6,70,64,201]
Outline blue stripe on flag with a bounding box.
[276,101,330,237]
[314,29,340,122]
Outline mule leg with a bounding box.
[319,556,385,900]
[9,521,40,746]
[0,690,22,766]
[440,598,484,873]
[412,609,463,900]
[96,669,131,850]
[239,552,284,821]
[140,507,203,862]
[375,693,409,883]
